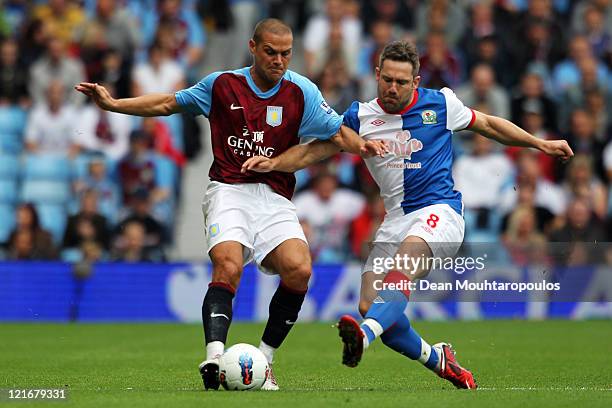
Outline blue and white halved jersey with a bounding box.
[342,87,475,215]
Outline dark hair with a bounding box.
[252,18,292,44]
[18,203,41,231]
[379,41,420,76]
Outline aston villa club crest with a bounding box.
[421,110,437,124]
[209,223,220,237]
[266,106,283,127]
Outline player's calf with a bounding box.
[261,282,307,350]
[201,282,236,390]
[358,300,371,318]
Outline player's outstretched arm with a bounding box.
[75,82,182,117]
[242,140,341,173]
[330,125,388,158]
[469,110,574,161]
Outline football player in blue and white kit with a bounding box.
[242,41,573,389]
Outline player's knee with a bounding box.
[212,259,243,288]
[283,263,312,289]
[358,300,372,318]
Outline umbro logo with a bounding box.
[230,103,244,110]
[371,119,385,126]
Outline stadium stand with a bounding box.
[0,0,609,262]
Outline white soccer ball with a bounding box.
[219,343,269,391]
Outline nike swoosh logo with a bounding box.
[285,320,295,325]
[210,313,230,320]
[230,103,244,110]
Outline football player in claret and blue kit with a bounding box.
[76,18,385,391]
[242,40,573,389]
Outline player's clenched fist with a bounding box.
[539,139,574,162]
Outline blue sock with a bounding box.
[361,289,407,345]
[361,271,412,346]
[381,314,439,371]
[362,324,377,345]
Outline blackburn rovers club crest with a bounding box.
[266,106,283,127]
[238,353,254,385]
[421,110,437,124]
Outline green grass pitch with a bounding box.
[1,321,610,407]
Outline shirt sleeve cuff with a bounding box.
[466,109,476,129]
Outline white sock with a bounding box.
[419,343,442,373]
[417,340,432,363]
[433,346,442,373]
[206,341,224,360]
[418,339,442,373]
[361,318,384,349]
[259,341,276,364]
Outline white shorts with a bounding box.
[202,181,307,274]
[363,203,465,274]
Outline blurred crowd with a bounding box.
[0,0,611,265]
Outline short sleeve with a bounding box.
[441,87,475,131]
[292,75,343,140]
[342,101,361,133]
[175,71,223,116]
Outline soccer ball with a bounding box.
[218,343,269,391]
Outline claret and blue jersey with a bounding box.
[342,87,475,216]
[175,67,342,200]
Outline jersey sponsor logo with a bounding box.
[266,106,283,127]
[371,119,386,126]
[319,100,333,114]
[227,127,275,157]
[386,130,423,160]
[252,131,264,143]
[421,110,437,124]
[384,161,422,169]
[230,103,244,110]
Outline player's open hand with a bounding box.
[360,139,388,158]
[74,82,115,111]
[540,139,574,162]
[241,156,278,173]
